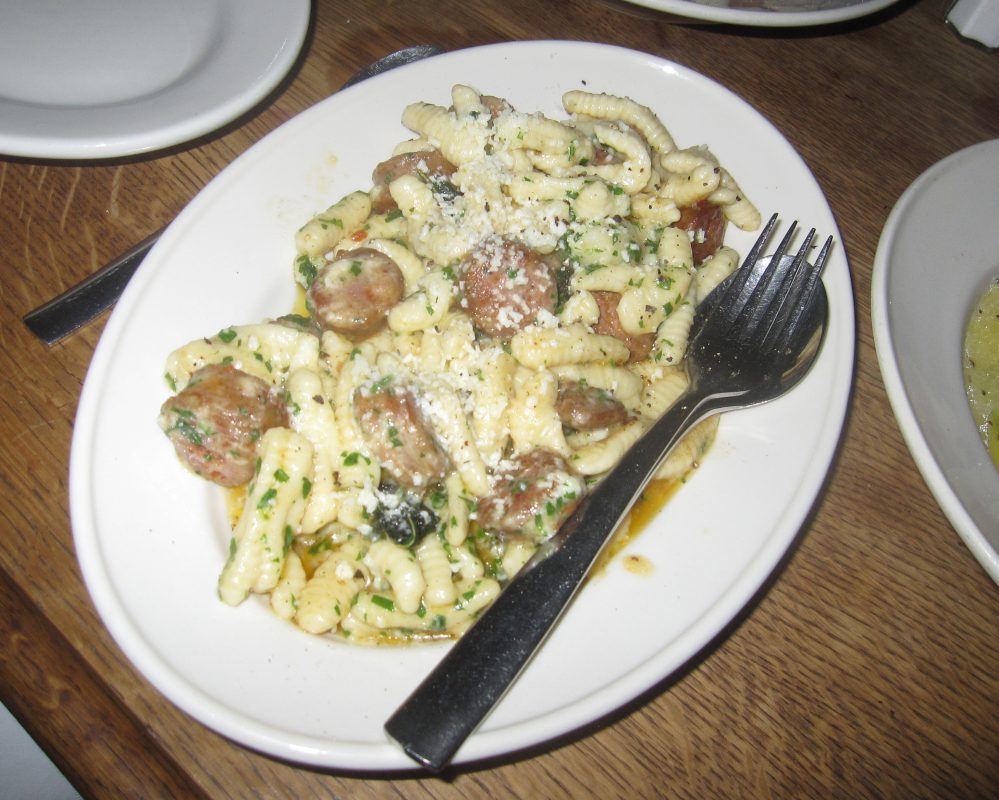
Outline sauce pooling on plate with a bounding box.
[964,276,999,470]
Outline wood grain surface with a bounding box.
[1,1,996,797]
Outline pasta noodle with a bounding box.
[165,322,320,391]
[416,531,458,606]
[295,554,364,634]
[217,428,313,606]
[693,246,740,303]
[158,85,760,645]
[510,323,631,369]
[295,190,371,259]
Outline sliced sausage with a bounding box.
[591,290,654,362]
[353,383,448,491]
[158,363,288,487]
[307,248,405,339]
[675,200,726,265]
[591,143,622,166]
[479,94,512,119]
[476,449,583,541]
[556,381,631,431]
[369,149,457,214]
[461,237,558,339]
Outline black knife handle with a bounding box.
[22,227,163,345]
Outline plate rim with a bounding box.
[871,138,999,584]
[617,0,900,27]
[0,0,310,160]
[70,39,855,770]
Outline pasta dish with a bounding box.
[157,85,760,643]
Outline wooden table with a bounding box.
[2,0,996,796]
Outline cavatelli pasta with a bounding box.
[160,83,761,645]
[653,297,696,367]
[295,555,364,634]
[366,539,426,615]
[286,367,341,533]
[270,550,307,621]
[218,428,314,606]
[401,100,490,165]
[165,322,320,390]
[509,368,570,456]
[295,190,371,259]
[563,89,677,154]
[693,246,740,303]
[510,323,631,369]
[415,531,457,606]
[569,419,648,475]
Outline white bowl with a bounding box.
[872,139,999,583]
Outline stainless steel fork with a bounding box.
[384,213,833,772]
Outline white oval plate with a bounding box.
[872,139,999,584]
[71,41,854,770]
[0,0,310,159]
[619,0,898,27]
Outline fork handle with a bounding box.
[384,387,726,772]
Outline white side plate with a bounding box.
[0,0,310,159]
[617,0,899,27]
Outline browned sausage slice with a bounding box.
[158,363,289,487]
[476,449,583,540]
[591,290,654,362]
[307,248,405,339]
[353,383,448,491]
[461,237,558,340]
[369,149,457,214]
[556,381,631,431]
[479,94,512,119]
[675,200,726,265]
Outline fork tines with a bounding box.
[760,228,832,355]
[767,233,832,354]
[708,213,831,357]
